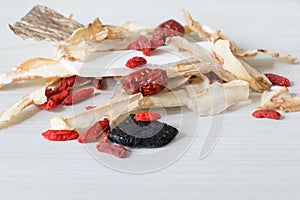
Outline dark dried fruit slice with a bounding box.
[108,114,178,148]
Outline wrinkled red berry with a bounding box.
[122,68,168,96]
[96,132,127,158]
[42,130,79,141]
[265,73,290,87]
[125,56,147,69]
[77,118,110,143]
[252,109,281,120]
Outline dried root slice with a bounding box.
[186,80,249,116]
[0,58,77,88]
[165,36,236,82]
[135,82,248,116]
[235,48,299,64]
[0,87,47,127]
[9,5,83,42]
[213,39,272,92]
[53,18,140,61]
[259,86,300,112]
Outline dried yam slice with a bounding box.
[0,59,76,88]
[0,87,47,127]
[186,80,249,116]
[213,39,272,92]
[259,86,300,112]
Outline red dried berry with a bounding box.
[36,87,71,110]
[127,40,141,50]
[152,19,185,42]
[252,109,281,120]
[62,87,94,105]
[96,132,127,158]
[265,73,290,87]
[125,56,147,69]
[53,75,77,94]
[122,68,168,96]
[134,112,161,122]
[77,118,110,143]
[45,87,54,98]
[127,36,152,56]
[150,39,164,50]
[42,130,79,141]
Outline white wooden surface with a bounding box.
[0,0,300,199]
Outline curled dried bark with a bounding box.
[9,5,83,42]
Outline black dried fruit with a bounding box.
[108,114,178,148]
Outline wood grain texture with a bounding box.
[9,5,83,42]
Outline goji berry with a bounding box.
[134,112,161,122]
[252,109,281,120]
[96,132,127,158]
[125,56,147,69]
[77,118,110,143]
[36,87,71,110]
[62,87,94,105]
[42,130,79,141]
[122,68,168,96]
[53,75,77,94]
[44,87,53,97]
[152,19,185,42]
[265,73,290,87]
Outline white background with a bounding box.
[0,0,300,199]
